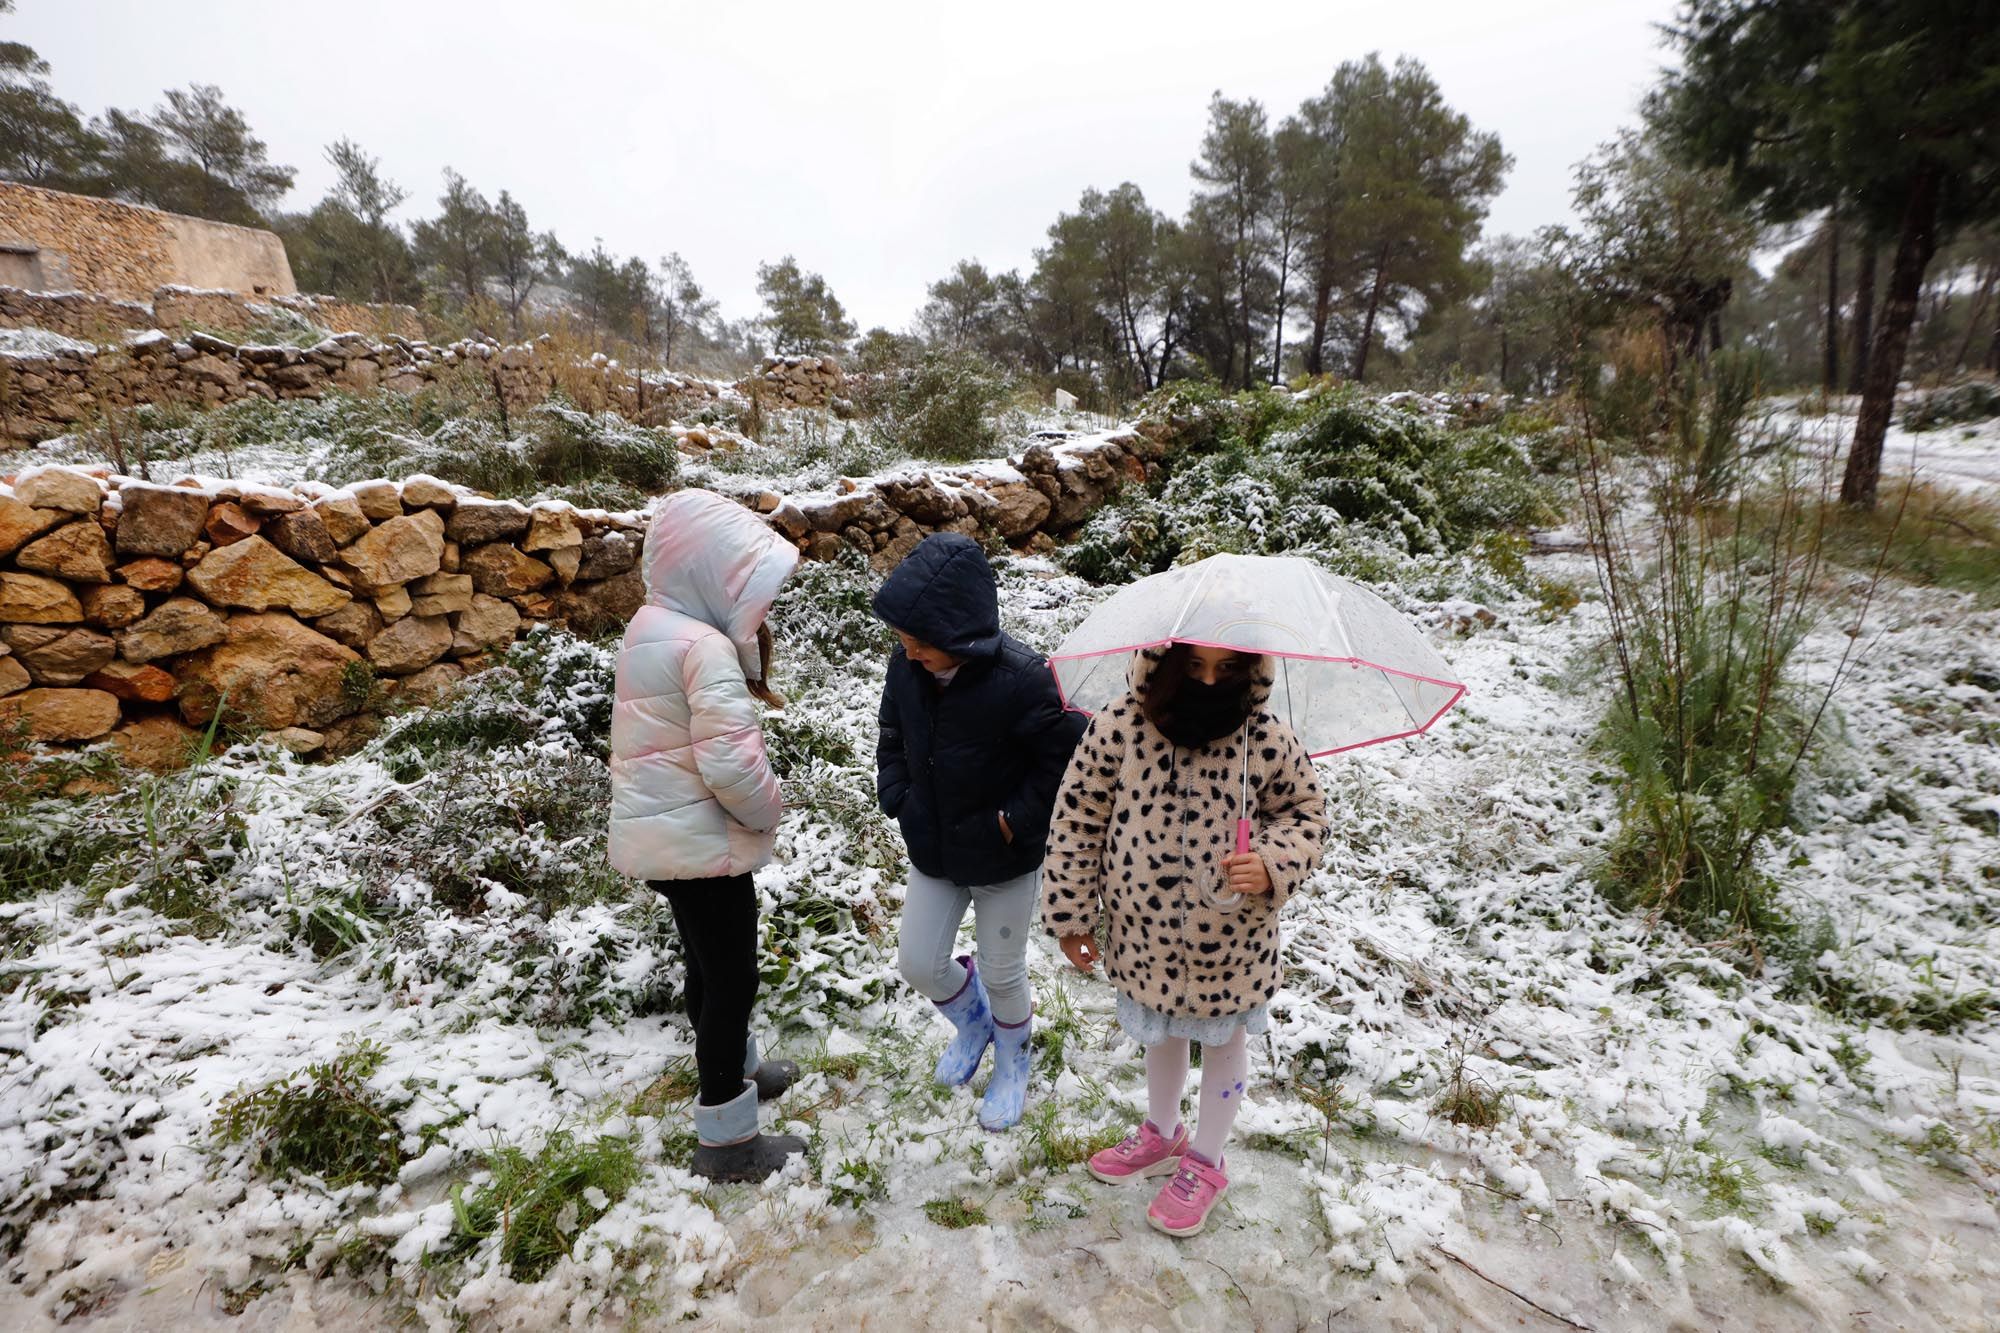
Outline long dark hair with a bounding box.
[1140,642,1261,733]
[747,623,785,709]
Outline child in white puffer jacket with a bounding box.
[609,487,802,1183]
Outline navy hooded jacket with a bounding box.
[873,534,1086,887]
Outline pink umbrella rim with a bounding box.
[1046,635,1468,758]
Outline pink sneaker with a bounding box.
[1146,1151,1229,1237]
[1086,1120,1188,1183]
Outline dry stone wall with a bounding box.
[0,328,726,446]
[0,283,424,347]
[0,420,1168,769]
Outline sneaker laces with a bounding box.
[1114,1129,1147,1158]
[1166,1161,1203,1202]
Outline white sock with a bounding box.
[1145,1038,1190,1135]
[1191,1026,1249,1163]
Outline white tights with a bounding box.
[1144,1025,1250,1163]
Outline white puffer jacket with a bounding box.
[608,489,799,881]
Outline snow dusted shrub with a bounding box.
[1060,384,1561,597]
[765,546,893,678]
[871,349,1013,462]
[210,1039,408,1189]
[312,390,679,509]
[1580,374,1867,938]
[1900,376,2000,431]
[433,1128,641,1283]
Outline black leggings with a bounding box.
[653,874,761,1107]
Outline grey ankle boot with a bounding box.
[689,1080,804,1184]
[744,1034,798,1102]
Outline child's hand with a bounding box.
[1221,852,1273,895]
[1059,934,1099,973]
[997,810,1014,844]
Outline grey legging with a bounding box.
[897,866,1037,1025]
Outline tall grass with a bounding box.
[1580,363,1890,937]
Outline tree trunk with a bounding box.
[1949,263,1995,374]
[1270,221,1293,385]
[1847,235,1877,396]
[1822,217,1840,393]
[1305,275,1334,377]
[1842,169,1940,509]
[1353,244,1390,382]
[1498,324,1510,391]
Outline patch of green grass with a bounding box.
[1698,1154,1764,1217]
[827,1157,886,1207]
[435,1129,641,1283]
[212,1040,407,1188]
[629,1059,701,1118]
[922,1197,989,1229]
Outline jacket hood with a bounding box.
[1128,642,1277,711]
[641,488,799,679]
[871,533,1001,659]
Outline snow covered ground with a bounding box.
[1770,391,2000,493]
[3,409,1999,1331]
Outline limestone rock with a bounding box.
[11,466,102,514]
[408,571,473,616]
[187,536,350,616]
[988,483,1052,539]
[375,586,412,621]
[341,509,444,593]
[203,501,261,547]
[0,687,120,742]
[576,529,640,580]
[0,493,66,558]
[399,661,464,706]
[15,519,115,582]
[117,597,227,663]
[0,654,26,696]
[555,569,643,635]
[444,498,531,546]
[450,593,520,655]
[0,624,114,685]
[271,727,325,754]
[400,475,458,510]
[114,483,211,557]
[313,493,372,546]
[80,583,147,629]
[523,505,583,551]
[0,572,83,624]
[547,546,581,584]
[112,713,202,772]
[236,486,305,517]
[84,660,177,703]
[175,612,361,731]
[463,543,553,597]
[311,600,383,651]
[116,557,184,593]
[368,613,452,674]
[265,507,338,565]
[350,480,404,521]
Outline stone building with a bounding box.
[0,181,296,300]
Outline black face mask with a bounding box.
[1156,678,1253,748]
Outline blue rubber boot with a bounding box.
[980,1011,1032,1131]
[932,954,994,1087]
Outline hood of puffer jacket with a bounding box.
[870,532,1002,659]
[1126,642,1278,713]
[641,488,799,680]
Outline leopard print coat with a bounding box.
[1041,648,1329,1019]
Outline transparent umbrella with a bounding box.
[1050,553,1465,758]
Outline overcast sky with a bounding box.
[20,0,1681,330]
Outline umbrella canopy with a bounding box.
[1050,553,1464,756]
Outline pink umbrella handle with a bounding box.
[1234,819,1252,857]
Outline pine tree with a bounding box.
[1662,0,2000,508]
[1189,93,1275,388]
[488,190,564,334]
[412,170,498,312]
[755,256,856,356]
[0,20,98,189]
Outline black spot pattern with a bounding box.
[1040,653,1330,1018]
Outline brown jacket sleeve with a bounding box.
[1041,704,1125,938]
